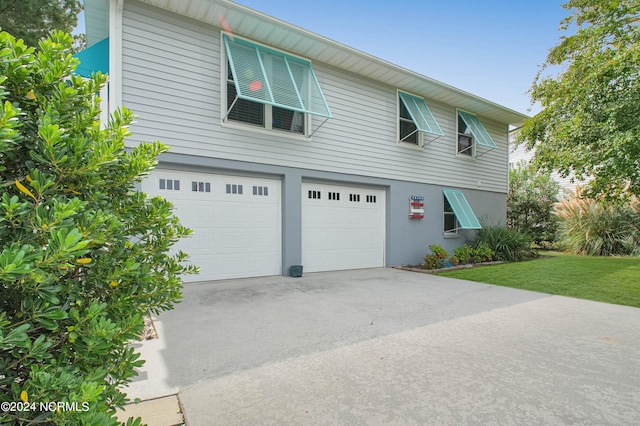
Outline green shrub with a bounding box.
[453,243,497,264]
[474,224,537,262]
[424,244,448,270]
[453,244,475,264]
[554,187,640,256]
[472,243,495,263]
[0,31,197,424]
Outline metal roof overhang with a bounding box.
[129,0,529,127]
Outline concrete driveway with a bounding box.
[130,268,640,425]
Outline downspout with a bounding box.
[109,0,124,115]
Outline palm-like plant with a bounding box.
[553,187,640,256]
[474,223,537,262]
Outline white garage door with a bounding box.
[142,170,281,282]
[302,182,385,272]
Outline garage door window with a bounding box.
[192,181,211,193]
[159,179,180,191]
[308,190,321,199]
[226,184,243,194]
[253,186,269,196]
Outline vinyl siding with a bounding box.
[122,0,509,193]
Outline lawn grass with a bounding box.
[437,252,640,308]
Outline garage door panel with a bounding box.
[222,229,275,249]
[142,170,281,282]
[304,248,382,270]
[302,183,385,273]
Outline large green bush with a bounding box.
[474,224,537,262]
[0,31,196,424]
[554,187,640,256]
[507,164,559,246]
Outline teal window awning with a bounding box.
[223,34,331,118]
[457,110,496,148]
[443,189,482,230]
[73,37,109,78]
[399,91,443,137]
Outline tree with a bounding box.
[517,0,640,202]
[0,31,196,424]
[0,0,83,48]
[507,164,560,246]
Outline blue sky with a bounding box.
[233,0,571,116]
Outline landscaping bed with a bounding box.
[394,261,505,274]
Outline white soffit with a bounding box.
[135,0,529,126]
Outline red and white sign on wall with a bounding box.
[409,195,424,219]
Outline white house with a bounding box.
[77,0,528,282]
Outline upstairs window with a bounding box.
[399,99,421,145]
[227,64,304,133]
[398,91,443,148]
[227,66,265,127]
[223,34,332,137]
[457,110,497,157]
[457,113,474,156]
